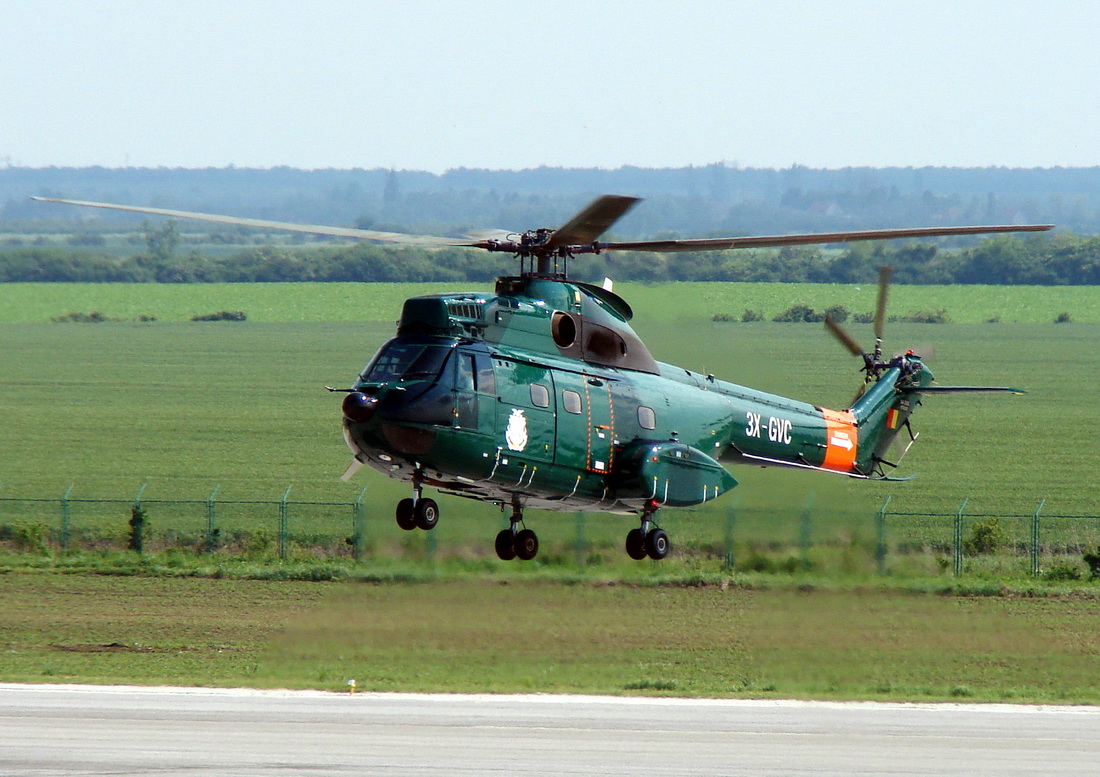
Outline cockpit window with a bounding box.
[362,341,451,383]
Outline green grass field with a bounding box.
[2,280,1099,323]
[2,282,1098,701]
[2,283,1098,573]
[1,575,1096,703]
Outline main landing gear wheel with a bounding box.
[395,498,417,531]
[645,528,670,560]
[496,498,538,562]
[414,498,439,530]
[514,529,539,561]
[495,529,517,561]
[626,502,670,560]
[625,528,647,560]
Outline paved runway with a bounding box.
[1,684,1097,776]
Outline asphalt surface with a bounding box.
[1,684,1097,776]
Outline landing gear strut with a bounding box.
[395,474,439,532]
[625,501,670,560]
[495,498,539,561]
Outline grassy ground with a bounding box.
[2,282,1097,702]
[3,318,1096,515]
[1,573,1095,703]
[1,281,1099,323]
[2,315,1098,570]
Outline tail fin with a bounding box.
[849,364,919,478]
[849,358,1025,478]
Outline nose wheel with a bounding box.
[495,500,539,561]
[625,504,670,560]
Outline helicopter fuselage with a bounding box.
[340,276,915,516]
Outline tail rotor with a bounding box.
[825,265,895,404]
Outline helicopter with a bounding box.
[34,194,1052,561]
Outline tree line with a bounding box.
[2,232,1098,285]
[7,163,1100,237]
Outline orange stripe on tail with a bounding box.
[821,408,858,472]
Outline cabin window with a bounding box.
[531,383,550,408]
[562,389,582,414]
[364,341,450,383]
[638,405,656,430]
[585,326,627,362]
[474,353,496,394]
[454,353,476,392]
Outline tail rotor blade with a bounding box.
[873,265,893,341]
[825,315,865,357]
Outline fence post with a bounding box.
[129,483,147,553]
[1031,499,1045,577]
[800,496,814,572]
[574,512,587,567]
[352,487,367,562]
[206,485,220,553]
[279,486,291,560]
[876,495,891,576]
[60,484,74,551]
[723,505,736,571]
[953,498,968,576]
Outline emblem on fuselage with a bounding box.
[505,408,529,452]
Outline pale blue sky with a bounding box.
[3,0,1098,171]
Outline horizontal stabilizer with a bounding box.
[905,386,1027,395]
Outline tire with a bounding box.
[645,528,670,560]
[414,498,439,530]
[395,498,417,531]
[514,529,539,561]
[625,528,647,560]
[495,529,517,561]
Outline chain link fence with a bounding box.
[1,486,1097,577]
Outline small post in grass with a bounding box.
[876,495,891,576]
[953,498,969,576]
[206,485,220,554]
[129,483,147,553]
[352,486,367,562]
[279,486,291,561]
[1030,499,1045,577]
[60,484,74,551]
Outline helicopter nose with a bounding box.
[342,391,378,423]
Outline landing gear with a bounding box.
[495,529,517,561]
[626,528,647,560]
[395,498,417,531]
[495,499,539,561]
[625,502,670,560]
[515,529,539,561]
[414,498,439,530]
[645,528,669,559]
[395,475,439,532]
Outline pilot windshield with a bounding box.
[362,340,451,383]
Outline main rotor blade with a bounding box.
[601,223,1053,253]
[31,196,469,247]
[544,195,640,248]
[874,265,892,341]
[825,315,865,357]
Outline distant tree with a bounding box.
[143,219,179,261]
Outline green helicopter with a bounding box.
[34,194,1050,561]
